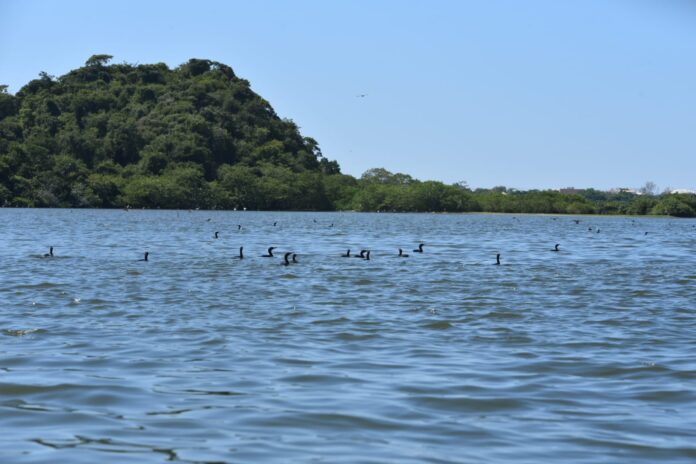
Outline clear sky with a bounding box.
[1,0,695,190]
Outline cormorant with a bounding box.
[292,253,298,263]
[495,253,501,265]
[43,246,54,257]
[235,247,244,259]
[342,249,351,257]
[262,247,276,257]
[413,243,424,253]
[552,244,560,252]
[138,252,149,261]
[282,252,292,266]
[398,248,409,257]
[214,231,219,239]
[354,250,367,258]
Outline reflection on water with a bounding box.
[1,209,696,463]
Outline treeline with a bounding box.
[332,169,696,217]
[1,56,694,217]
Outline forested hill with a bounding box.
[0,55,340,209]
[1,55,694,216]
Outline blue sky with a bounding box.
[1,0,695,190]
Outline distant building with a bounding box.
[609,188,642,195]
[559,187,585,195]
[670,188,696,195]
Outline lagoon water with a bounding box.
[1,209,696,463]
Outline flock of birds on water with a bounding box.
[36,216,665,267]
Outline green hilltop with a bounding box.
[0,55,694,216]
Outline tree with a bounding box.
[639,181,657,196]
[85,54,113,67]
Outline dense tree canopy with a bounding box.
[0,57,694,216]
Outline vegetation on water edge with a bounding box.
[1,56,694,216]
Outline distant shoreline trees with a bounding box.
[1,57,694,217]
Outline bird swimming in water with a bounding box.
[495,253,501,265]
[214,231,219,239]
[273,222,277,227]
[43,246,54,257]
[364,250,371,260]
[235,246,244,259]
[262,247,276,257]
[596,228,600,233]
[342,249,351,257]
[292,253,298,263]
[552,244,560,252]
[238,224,242,231]
[354,250,367,258]
[398,248,409,258]
[413,243,424,253]
[138,252,149,261]
[282,252,292,266]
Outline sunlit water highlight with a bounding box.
[1,209,696,463]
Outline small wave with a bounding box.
[2,328,44,337]
[311,317,350,325]
[280,374,365,385]
[408,394,527,412]
[422,320,453,330]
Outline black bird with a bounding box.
[354,250,367,258]
[43,246,54,257]
[645,231,649,235]
[273,222,277,227]
[262,247,276,257]
[138,252,149,262]
[214,231,219,239]
[398,248,409,258]
[292,253,298,263]
[495,253,501,265]
[552,244,560,252]
[235,246,244,259]
[238,224,242,231]
[282,252,292,266]
[364,250,371,260]
[206,218,211,222]
[342,249,351,257]
[413,243,424,253]
[596,228,600,234]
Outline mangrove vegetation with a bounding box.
[1,56,694,217]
